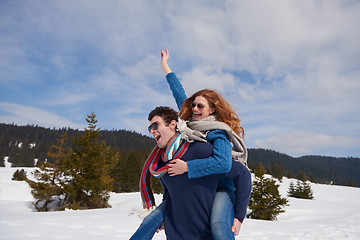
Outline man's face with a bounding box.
[149,115,176,148]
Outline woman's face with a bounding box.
[191,95,215,121]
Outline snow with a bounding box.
[1,167,360,240]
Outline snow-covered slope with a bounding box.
[1,167,359,240]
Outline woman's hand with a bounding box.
[160,48,172,75]
[160,48,169,65]
[167,159,188,176]
[232,218,242,236]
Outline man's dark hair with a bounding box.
[148,106,178,125]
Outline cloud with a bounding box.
[180,67,236,95]
[254,130,360,157]
[0,103,85,129]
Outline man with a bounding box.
[140,106,220,239]
[133,106,252,240]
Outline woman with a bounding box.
[162,49,249,239]
[130,49,251,240]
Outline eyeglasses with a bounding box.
[191,102,205,109]
[148,122,161,133]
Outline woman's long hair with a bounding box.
[179,89,245,139]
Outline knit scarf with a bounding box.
[177,115,248,166]
[139,133,190,209]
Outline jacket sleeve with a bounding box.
[187,130,233,179]
[166,72,187,110]
[224,161,252,222]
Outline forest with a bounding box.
[247,148,360,187]
[1,123,359,189]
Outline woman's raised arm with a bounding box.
[161,48,187,109]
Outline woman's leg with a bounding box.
[211,190,235,240]
[129,200,166,240]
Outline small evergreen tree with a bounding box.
[287,169,296,179]
[27,133,71,211]
[120,149,143,192]
[0,156,4,167]
[111,146,159,193]
[151,175,163,194]
[248,163,288,220]
[115,149,146,192]
[288,181,296,196]
[9,140,35,167]
[347,180,355,187]
[287,180,314,199]
[270,161,285,180]
[297,171,307,181]
[12,169,27,181]
[110,148,124,193]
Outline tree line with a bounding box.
[1,123,360,188]
[247,148,360,187]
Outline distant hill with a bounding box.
[1,123,359,187]
[0,123,154,167]
[248,148,360,187]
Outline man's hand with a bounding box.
[232,218,242,236]
[156,223,164,233]
[167,159,188,176]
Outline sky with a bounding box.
[1,0,359,158]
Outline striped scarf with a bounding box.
[177,116,248,166]
[139,133,190,209]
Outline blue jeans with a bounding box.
[130,191,235,239]
[211,189,236,240]
[129,201,166,240]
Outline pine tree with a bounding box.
[110,148,124,193]
[301,181,314,199]
[111,145,163,194]
[288,181,296,196]
[27,133,71,211]
[64,112,119,209]
[10,140,35,167]
[27,112,119,211]
[288,180,314,199]
[248,163,288,220]
[297,171,307,181]
[287,169,296,179]
[0,157,4,167]
[151,175,163,194]
[115,149,143,192]
[271,161,285,180]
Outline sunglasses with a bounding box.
[191,102,205,109]
[148,122,161,133]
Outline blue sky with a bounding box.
[1,0,359,158]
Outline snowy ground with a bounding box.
[1,167,360,240]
